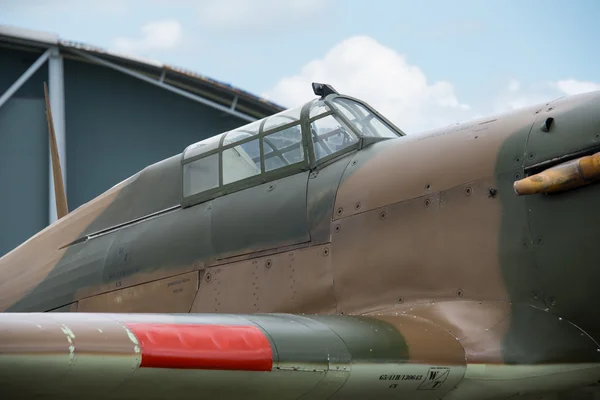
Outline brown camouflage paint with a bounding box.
[0,174,131,310]
[1,91,600,398]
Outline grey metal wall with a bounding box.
[0,47,48,99]
[0,45,249,256]
[0,98,48,257]
[64,59,246,211]
[0,47,49,257]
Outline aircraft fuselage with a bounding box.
[2,89,600,399]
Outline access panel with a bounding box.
[211,171,311,259]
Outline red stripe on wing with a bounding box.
[125,323,273,371]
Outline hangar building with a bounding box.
[0,25,284,257]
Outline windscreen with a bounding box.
[332,98,399,139]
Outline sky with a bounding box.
[1,0,600,133]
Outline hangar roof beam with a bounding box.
[0,48,51,110]
[67,48,258,123]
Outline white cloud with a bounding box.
[112,19,183,54]
[264,37,600,134]
[264,36,471,134]
[492,78,600,114]
[491,80,554,112]
[508,79,520,93]
[196,0,328,33]
[264,34,600,134]
[555,79,600,96]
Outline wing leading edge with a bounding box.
[2,309,600,400]
[0,312,466,400]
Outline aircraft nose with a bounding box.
[522,90,600,172]
[514,89,600,345]
[515,90,600,195]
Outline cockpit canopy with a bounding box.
[181,85,404,207]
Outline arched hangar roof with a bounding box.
[0,24,285,122]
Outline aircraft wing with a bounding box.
[0,311,467,400]
[3,310,600,400]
